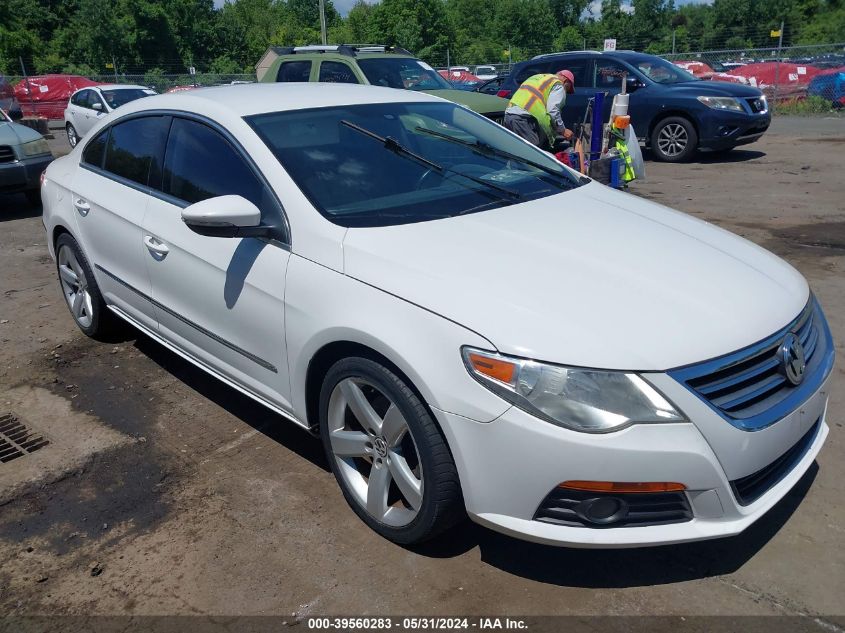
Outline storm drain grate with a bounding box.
[0,413,49,464]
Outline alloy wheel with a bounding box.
[327,377,423,527]
[58,245,93,329]
[67,125,78,148]
[657,123,688,157]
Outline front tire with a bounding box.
[650,116,698,162]
[66,123,78,148]
[319,357,464,544]
[55,233,118,339]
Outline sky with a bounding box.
[213,0,714,18]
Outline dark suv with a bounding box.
[499,51,771,162]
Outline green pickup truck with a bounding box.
[259,45,508,123]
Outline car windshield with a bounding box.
[634,57,698,84]
[247,102,585,227]
[357,58,453,91]
[100,88,155,109]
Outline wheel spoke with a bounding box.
[366,463,391,519]
[381,404,407,447]
[388,452,422,510]
[71,290,84,318]
[82,291,93,319]
[59,264,78,287]
[330,429,371,457]
[341,380,383,435]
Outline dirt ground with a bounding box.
[0,116,843,624]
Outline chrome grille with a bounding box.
[0,145,15,163]
[669,298,834,431]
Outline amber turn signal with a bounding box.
[560,481,686,493]
[467,352,516,384]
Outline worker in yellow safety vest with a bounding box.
[504,70,575,150]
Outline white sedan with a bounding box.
[63,84,156,147]
[41,84,834,547]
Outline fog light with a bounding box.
[576,497,629,525]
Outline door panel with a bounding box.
[143,117,292,409]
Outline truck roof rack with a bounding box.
[279,44,414,58]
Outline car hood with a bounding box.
[0,120,43,146]
[422,88,508,114]
[342,182,808,370]
[655,80,764,98]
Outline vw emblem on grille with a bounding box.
[778,333,806,386]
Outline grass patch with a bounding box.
[774,96,840,115]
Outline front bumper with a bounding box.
[434,372,830,548]
[698,110,771,150]
[0,154,52,193]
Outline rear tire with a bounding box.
[650,116,698,162]
[66,123,78,148]
[319,357,464,545]
[55,233,120,339]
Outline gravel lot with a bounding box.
[0,117,843,624]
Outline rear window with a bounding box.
[543,58,590,87]
[276,61,312,82]
[102,116,169,187]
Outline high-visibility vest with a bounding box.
[611,128,636,182]
[509,74,563,144]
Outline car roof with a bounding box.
[118,83,444,118]
[96,84,152,91]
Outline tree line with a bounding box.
[2,0,843,77]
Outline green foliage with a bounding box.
[775,95,837,114]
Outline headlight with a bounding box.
[20,138,50,157]
[697,96,744,112]
[462,347,686,433]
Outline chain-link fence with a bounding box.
[3,42,843,120]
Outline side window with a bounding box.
[102,116,170,187]
[82,128,109,168]
[71,90,86,106]
[593,60,630,89]
[162,118,274,220]
[318,61,359,84]
[89,91,105,110]
[546,58,589,88]
[515,62,552,84]
[276,61,312,82]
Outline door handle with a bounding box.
[74,198,90,216]
[143,235,170,257]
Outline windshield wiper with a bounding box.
[340,120,520,200]
[414,126,584,188]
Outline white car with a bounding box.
[63,84,156,147]
[474,65,499,80]
[41,84,834,547]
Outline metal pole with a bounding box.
[446,48,450,69]
[318,0,327,45]
[772,20,784,111]
[508,42,512,69]
[672,29,676,54]
[112,55,119,82]
[19,56,34,117]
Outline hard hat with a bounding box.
[557,70,575,93]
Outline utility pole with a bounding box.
[446,48,450,69]
[583,37,587,51]
[112,55,119,82]
[318,0,327,45]
[772,19,784,110]
[19,57,34,116]
[672,29,676,54]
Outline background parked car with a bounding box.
[0,107,52,206]
[261,45,508,123]
[64,84,157,147]
[499,50,771,162]
[474,65,498,80]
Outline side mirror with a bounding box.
[9,108,23,121]
[625,76,644,92]
[181,195,278,239]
